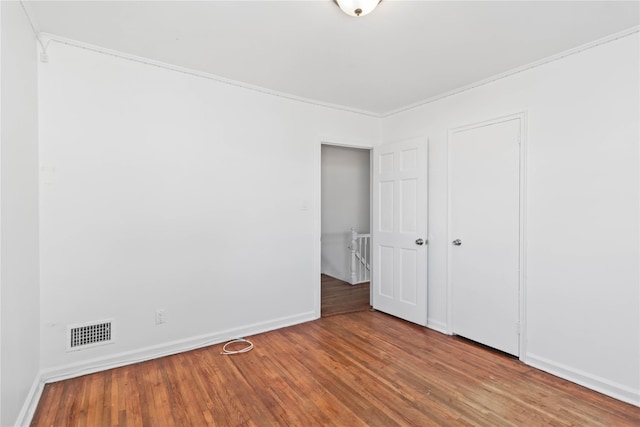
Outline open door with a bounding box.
[371,137,428,325]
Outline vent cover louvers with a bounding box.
[67,320,114,351]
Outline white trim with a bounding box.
[17,311,314,425]
[18,1,44,49]
[445,127,453,335]
[18,1,39,33]
[426,319,449,335]
[382,26,640,118]
[517,112,529,360]
[319,137,379,150]
[525,353,640,407]
[313,139,323,319]
[0,2,3,425]
[35,26,639,119]
[446,112,527,359]
[40,33,380,118]
[14,377,45,427]
[315,138,375,318]
[41,310,314,384]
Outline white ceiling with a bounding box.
[27,1,639,116]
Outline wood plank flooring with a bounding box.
[321,274,370,317]
[31,311,640,427]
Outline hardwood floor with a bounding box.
[31,311,639,427]
[321,274,370,317]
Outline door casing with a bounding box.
[314,138,374,319]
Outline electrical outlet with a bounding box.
[155,309,165,325]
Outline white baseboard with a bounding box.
[41,310,316,384]
[524,352,640,407]
[321,271,351,284]
[18,311,316,426]
[20,314,638,426]
[14,375,45,427]
[426,319,450,335]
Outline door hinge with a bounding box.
[516,322,521,335]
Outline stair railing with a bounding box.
[349,227,371,285]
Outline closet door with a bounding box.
[449,117,521,356]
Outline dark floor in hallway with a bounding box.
[321,274,370,317]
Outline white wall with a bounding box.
[0,2,41,426]
[38,41,379,374]
[381,33,639,404]
[321,145,370,282]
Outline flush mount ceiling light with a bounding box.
[335,0,381,17]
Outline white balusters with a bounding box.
[350,228,358,284]
[349,227,371,285]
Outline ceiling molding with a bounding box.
[40,24,639,122]
[21,1,640,116]
[381,25,640,118]
[39,32,383,119]
[19,0,40,33]
[19,0,47,54]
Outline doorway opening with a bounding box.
[320,144,372,317]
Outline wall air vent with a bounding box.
[67,319,114,352]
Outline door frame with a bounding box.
[314,138,374,319]
[446,112,528,360]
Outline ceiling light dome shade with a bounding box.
[336,0,381,17]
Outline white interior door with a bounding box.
[372,137,428,325]
[449,117,521,356]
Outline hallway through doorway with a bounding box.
[321,274,370,317]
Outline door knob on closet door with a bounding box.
[452,239,462,246]
[415,238,425,246]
